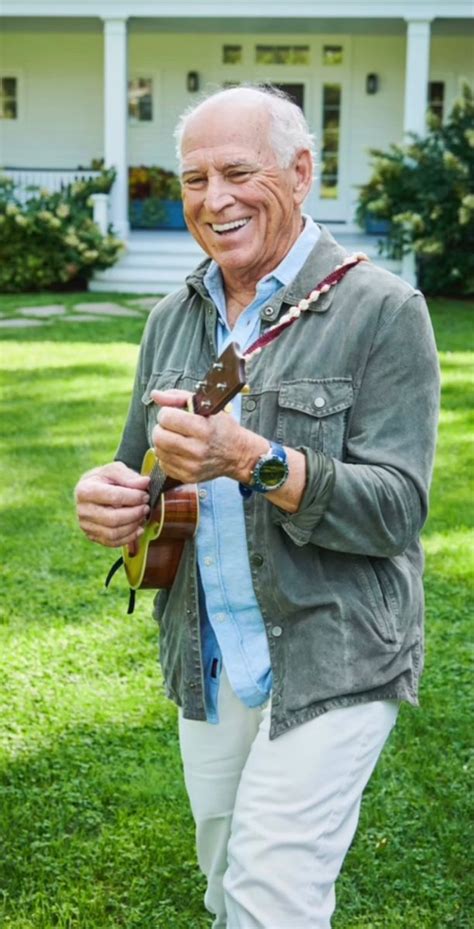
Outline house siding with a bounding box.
[1,25,473,221]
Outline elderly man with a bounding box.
[76,85,439,929]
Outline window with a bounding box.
[0,77,17,119]
[320,84,341,199]
[223,45,242,64]
[255,45,310,65]
[428,81,445,122]
[323,45,343,66]
[128,78,153,123]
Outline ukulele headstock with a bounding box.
[192,342,247,416]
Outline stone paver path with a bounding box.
[18,304,66,317]
[59,314,111,322]
[128,297,160,310]
[0,298,153,328]
[0,318,48,328]
[74,302,143,317]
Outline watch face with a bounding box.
[259,458,287,488]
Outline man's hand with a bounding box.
[151,389,268,485]
[75,461,150,548]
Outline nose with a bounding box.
[204,175,235,213]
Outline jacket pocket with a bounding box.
[276,378,353,459]
[356,556,399,644]
[141,372,181,445]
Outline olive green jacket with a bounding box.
[116,226,440,739]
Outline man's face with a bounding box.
[180,99,312,288]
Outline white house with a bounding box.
[1,1,473,291]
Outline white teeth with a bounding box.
[211,218,250,233]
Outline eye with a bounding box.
[227,170,252,182]
[183,176,206,189]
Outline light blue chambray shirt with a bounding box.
[197,216,321,722]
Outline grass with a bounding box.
[0,293,472,928]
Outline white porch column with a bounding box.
[403,19,432,137]
[103,17,129,238]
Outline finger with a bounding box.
[80,518,145,548]
[105,462,151,489]
[77,501,150,528]
[77,482,150,509]
[151,389,193,408]
[155,407,207,439]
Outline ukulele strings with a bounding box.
[148,459,167,512]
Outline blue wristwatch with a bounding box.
[239,442,289,498]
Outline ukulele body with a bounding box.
[123,449,199,590]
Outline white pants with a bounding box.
[179,672,398,929]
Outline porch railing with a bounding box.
[2,167,110,234]
[2,167,102,203]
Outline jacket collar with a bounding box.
[185,224,350,316]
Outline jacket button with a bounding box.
[250,553,264,567]
[244,398,256,412]
[271,625,283,637]
[314,396,326,408]
[262,305,275,319]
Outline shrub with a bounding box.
[356,84,474,295]
[0,169,124,293]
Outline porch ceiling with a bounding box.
[0,15,473,35]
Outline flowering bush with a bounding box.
[356,84,474,294]
[0,168,124,292]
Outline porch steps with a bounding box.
[90,227,401,296]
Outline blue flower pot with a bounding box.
[129,198,186,230]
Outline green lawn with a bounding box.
[0,294,472,929]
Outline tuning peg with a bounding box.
[241,384,251,395]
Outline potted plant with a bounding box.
[128,166,186,230]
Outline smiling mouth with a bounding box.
[210,218,251,235]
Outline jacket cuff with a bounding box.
[271,447,336,545]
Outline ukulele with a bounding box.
[113,342,247,601]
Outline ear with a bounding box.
[292,149,314,206]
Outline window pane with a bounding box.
[323,84,341,107]
[0,77,17,119]
[428,81,445,121]
[1,100,17,119]
[255,45,310,65]
[1,77,17,96]
[323,45,343,66]
[320,83,341,200]
[128,78,153,123]
[223,45,242,64]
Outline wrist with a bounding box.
[228,429,267,484]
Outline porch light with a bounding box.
[366,73,379,95]
[186,71,200,93]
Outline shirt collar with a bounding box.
[203,214,321,308]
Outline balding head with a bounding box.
[175,84,315,170]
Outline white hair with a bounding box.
[174,83,316,170]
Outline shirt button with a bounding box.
[204,556,214,567]
[314,396,326,409]
[198,488,207,500]
[215,612,227,623]
[271,625,283,637]
[250,553,264,567]
[262,305,275,319]
[244,398,256,412]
